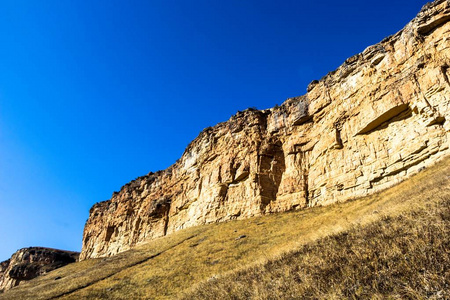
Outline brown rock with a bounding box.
[0,247,79,292]
[80,0,450,260]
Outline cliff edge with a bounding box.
[80,0,450,260]
[0,247,79,292]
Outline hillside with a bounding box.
[1,155,449,299]
[1,0,449,298]
[185,181,450,299]
[0,248,78,292]
[81,0,450,260]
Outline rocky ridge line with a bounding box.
[80,0,450,260]
[0,247,79,292]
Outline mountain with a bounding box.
[1,0,449,297]
[1,150,449,299]
[81,0,450,260]
[0,247,78,292]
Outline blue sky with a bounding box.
[0,0,426,260]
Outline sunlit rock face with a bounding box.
[0,247,79,292]
[80,0,450,260]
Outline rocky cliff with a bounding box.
[0,247,79,292]
[80,0,450,260]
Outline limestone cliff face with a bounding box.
[0,247,79,292]
[80,0,450,260]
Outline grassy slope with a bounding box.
[185,181,450,299]
[1,156,449,300]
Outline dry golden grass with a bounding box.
[1,156,449,300]
[184,191,450,299]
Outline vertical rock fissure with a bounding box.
[299,151,310,207]
[257,138,286,211]
[163,199,171,236]
[334,122,344,149]
[304,172,309,207]
[413,73,434,109]
[441,65,450,87]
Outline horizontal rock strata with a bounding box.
[0,247,79,292]
[80,0,450,260]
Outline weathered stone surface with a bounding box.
[0,247,79,292]
[80,0,450,260]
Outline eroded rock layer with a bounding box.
[0,247,79,292]
[80,0,450,260]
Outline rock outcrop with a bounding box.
[0,247,79,292]
[80,0,450,260]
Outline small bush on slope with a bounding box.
[185,195,450,299]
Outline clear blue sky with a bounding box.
[0,0,426,260]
